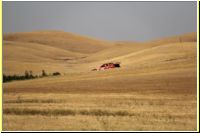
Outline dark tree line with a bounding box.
[3,70,61,83]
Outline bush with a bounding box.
[3,70,36,83]
[3,70,62,83]
[42,70,47,77]
[52,72,61,76]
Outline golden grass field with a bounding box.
[3,31,197,131]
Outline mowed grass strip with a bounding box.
[4,108,132,116]
[4,99,63,103]
[4,108,76,116]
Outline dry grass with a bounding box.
[3,31,197,131]
[4,99,62,104]
[3,31,114,54]
[3,115,196,131]
[4,108,131,116]
[3,92,197,131]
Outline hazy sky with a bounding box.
[3,1,197,41]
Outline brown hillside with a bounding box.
[3,31,114,54]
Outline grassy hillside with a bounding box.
[146,32,196,46]
[3,31,197,131]
[3,31,114,54]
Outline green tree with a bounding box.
[25,70,29,79]
[29,70,34,78]
[42,70,47,77]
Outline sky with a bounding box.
[3,1,197,41]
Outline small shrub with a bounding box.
[42,70,47,77]
[3,70,61,83]
[52,72,61,76]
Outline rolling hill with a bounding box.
[3,31,197,75]
[3,31,197,131]
[3,30,114,54]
